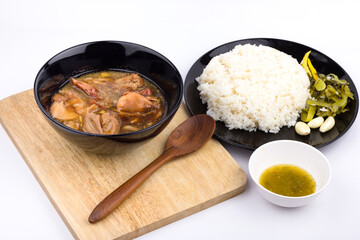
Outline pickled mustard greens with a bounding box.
[259,164,316,197]
[300,51,354,122]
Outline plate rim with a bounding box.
[184,38,359,150]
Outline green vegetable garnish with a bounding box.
[301,105,316,122]
[300,51,354,121]
[314,78,326,91]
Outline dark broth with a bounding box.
[50,70,166,135]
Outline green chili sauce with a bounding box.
[259,164,316,197]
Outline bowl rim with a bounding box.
[33,40,183,138]
[248,140,332,199]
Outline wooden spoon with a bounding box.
[88,114,216,223]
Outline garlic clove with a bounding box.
[295,122,311,136]
[308,117,324,129]
[319,116,335,133]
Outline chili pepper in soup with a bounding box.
[50,71,166,135]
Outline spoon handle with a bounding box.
[88,148,175,223]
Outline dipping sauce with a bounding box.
[259,164,316,197]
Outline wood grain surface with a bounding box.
[0,90,247,240]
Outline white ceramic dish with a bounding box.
[248,140,332,207]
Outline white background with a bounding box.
[1,0,359,239]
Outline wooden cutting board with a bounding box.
[0,90,247,240]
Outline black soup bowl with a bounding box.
[34,41,183,154]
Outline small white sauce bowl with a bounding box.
[248,140,332,207]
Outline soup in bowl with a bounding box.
[34,41,183,153]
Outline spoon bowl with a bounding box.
[165,114,216,156]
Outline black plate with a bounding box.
[184,38,359,150]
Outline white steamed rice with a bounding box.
[196,44,310,133]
